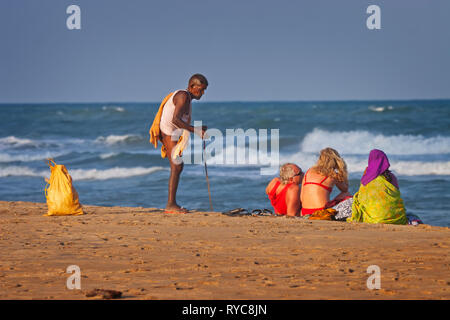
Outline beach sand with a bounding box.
[0,200,448,300]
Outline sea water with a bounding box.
[0,100,449,227]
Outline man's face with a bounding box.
[190,83,207,100]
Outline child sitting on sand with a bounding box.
[348,149,407,225]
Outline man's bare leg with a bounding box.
[161,132,187,212]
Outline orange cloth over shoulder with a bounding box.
[149,92,189,159]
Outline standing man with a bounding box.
[151,74,208,213]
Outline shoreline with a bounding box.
[0,200,449,300]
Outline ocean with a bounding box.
[0,100,449,227]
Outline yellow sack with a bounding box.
[44,159,84,216]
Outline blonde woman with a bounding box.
[300,148,351,216]
[266,163,303,216]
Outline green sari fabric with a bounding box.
[348,175,407,225]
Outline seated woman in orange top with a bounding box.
[266,163,303,216]
[300,148,351,216]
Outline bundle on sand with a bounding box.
[44,159,84,216]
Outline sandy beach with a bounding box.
[0,200,448,300]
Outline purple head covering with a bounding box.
[361,149,391,186]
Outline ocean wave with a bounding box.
[99,152,119,159]
[102,106,125,112]
[0,166,166,180]
[368,105,394,112]
[0,149,161,164]
[342,157,450,176]
[1,134,144,151]
[0,136,86,151]
[95,134,142,145]
[0,136,36,148]
[390,161,450,176]
[69,166,166,180]
[186,167,266,180]
[0,166,44,178]
[279,152,450,176]
[185,143,273,166]
[0,152,66,163]
[300,129,450,155]
[182,136,450,176]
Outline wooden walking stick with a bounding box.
[203,140,214,212]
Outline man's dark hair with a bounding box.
[189,74,208,87]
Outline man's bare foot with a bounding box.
[165,204,189,214]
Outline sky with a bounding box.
[1,0,449,103]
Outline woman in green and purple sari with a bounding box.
[348,149,407,225]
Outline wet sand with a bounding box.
[0,200,449,300]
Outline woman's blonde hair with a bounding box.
[311,148,348,182]
[279,163,295,184]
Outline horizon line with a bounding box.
[1,97,449,105]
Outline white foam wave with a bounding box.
[70,166,166,180]
[300,129,450,155]
[179,132,450,175]
[0,136,86,151]
[0,166,166,180]
[102,106,125,112]
[279,152,450,176]
[342,157,450,176]
[183,143,275,166]
[391,161,450,176]
[99,152,118,159]
[0,166,45,178]
[95,134,141,145]
[0,136,35,148]
[368,105,393,112]
[0,152,65,163]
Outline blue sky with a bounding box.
[1,0,449,102]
